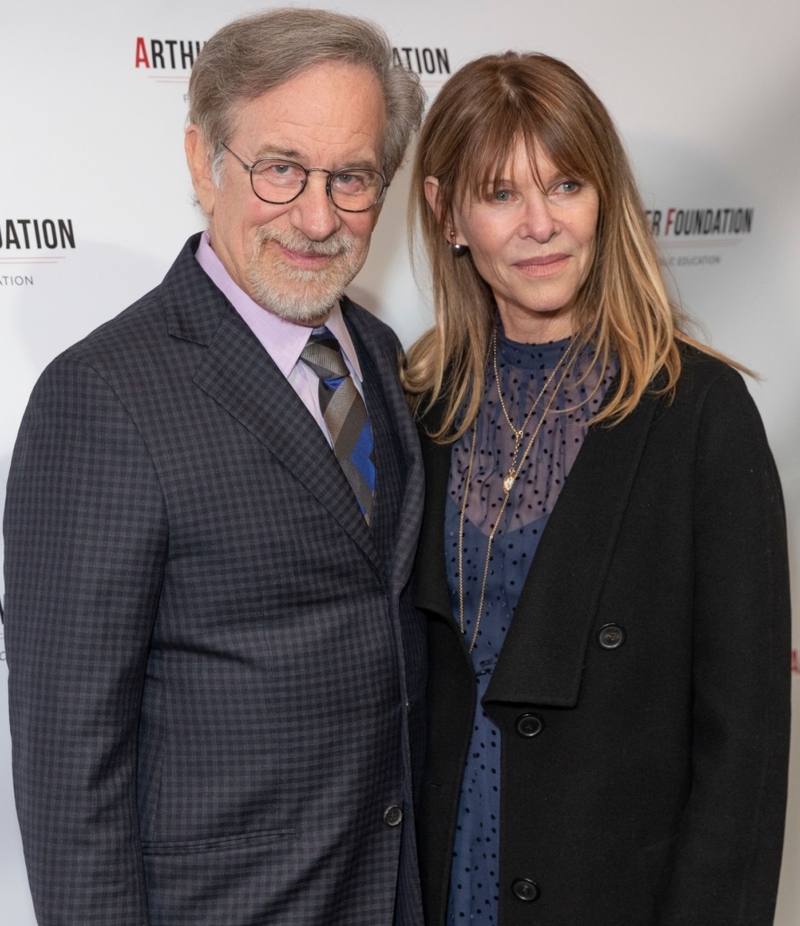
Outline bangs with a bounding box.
[454,83,600,203]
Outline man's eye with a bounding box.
[334,173,366,190]
[332,172,377,194]
[258,162,304,184]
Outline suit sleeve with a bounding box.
[660,368,791,926]
[4,356,168,926]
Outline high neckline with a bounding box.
[496,326,575,371]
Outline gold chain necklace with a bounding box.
[491,329,578,493]
[457,334,578,652]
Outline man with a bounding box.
[4,10,426,926]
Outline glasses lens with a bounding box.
[249,159,385,210]
[251,160,307,204]
[330,170,385,211]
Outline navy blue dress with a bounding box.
[444,330,616,924]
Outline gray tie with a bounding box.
[300,327,375,523]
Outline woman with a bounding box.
[404,53,790,926]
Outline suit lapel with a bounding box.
[485,390,659,707]
[161,240,380,574]
[343,302,425,594]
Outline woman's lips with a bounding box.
[513,253,570,276]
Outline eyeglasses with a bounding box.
[222,144,388,213]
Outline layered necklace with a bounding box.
[457,328,580,652]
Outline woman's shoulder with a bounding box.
[672,342,751,406]
[651,342,771,452]
[415,392,450,447]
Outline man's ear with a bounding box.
[185,126,217,216]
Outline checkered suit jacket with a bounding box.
[4,235,426,926]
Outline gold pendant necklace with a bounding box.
[457,332,578,652]
[492,329,579,497]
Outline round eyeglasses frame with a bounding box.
[222,143,388,213]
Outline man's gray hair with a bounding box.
[188,8,425,183]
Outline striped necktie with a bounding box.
[301,326,375,523]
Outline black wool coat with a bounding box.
[415,347,791,926]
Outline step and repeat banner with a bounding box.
[1,0,799,922]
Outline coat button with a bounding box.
[515,713,544,738]
[598,623,625,649]
[383,805,403,827]
[511,878,540,902]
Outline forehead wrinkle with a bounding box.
[247,122,381,169]
[226,62,386,177]
[250,145,303,161]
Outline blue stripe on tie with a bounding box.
[351,417,376,495]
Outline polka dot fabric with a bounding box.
[444,328,616,924]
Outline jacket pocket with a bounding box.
[141,828,294,856]
[639,832,680,905]
[142,830,298,925]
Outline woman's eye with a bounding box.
[487,189,513,203]
[557,180,581,194]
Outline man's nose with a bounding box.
[288,172,341,241]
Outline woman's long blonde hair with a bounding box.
[403,52,731,441]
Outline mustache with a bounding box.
[253,226,355,258]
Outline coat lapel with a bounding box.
[414,406,456,621]
[161,240,381,574]
[485,390,659,707]
[414,378,661,708]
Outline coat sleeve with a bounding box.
[4,356,168,926]
[660,367,791,926]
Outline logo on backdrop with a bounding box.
[134,36,452,90]
[0,218,77,285]
[645,206,754,268]
[392,47,451,86]
[793,649,799,676]
[135,37,205,74]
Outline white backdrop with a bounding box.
[1,1,799,922]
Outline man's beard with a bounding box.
[246,226,366,324]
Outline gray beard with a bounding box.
[246,226,362,324]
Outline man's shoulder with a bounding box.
[54,235,220,373]
[42,289,167,393]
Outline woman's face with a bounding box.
[428,141,600,342]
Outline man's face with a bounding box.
[186,61,386,324]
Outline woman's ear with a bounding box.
[423,176,442,219]
[424,176,459,245]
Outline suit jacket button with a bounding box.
[384,805,403,827]
[515,713,544,738]
[511,878,540,902]
[598,623,625,649]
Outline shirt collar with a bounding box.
[195,230,363,380]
